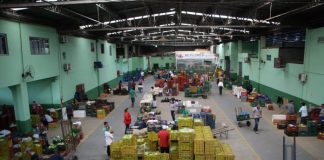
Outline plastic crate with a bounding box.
[193,139,204,154]
[178,141,193,151]
[194,154,205,160]
[170,130,179,141]
[121,146,137,155]
[148,132,158,141]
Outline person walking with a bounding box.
[218,80,224,95]
[286,100,295,115]
[170,100,176,121]
[105,129,114,159]
[298,102,308,125]
[252,104,262,133]
[129,88,136,107]
[118,80,122,94]
[158,125,170,153]
[124,108,132,134]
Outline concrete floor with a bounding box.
[47,76,324,160]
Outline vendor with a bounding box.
[42,111,53,129]
[158,125,170,153]
[32,101,43,115]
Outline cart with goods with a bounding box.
[235,107,251,127]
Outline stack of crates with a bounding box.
[204,126,217,160]
[178,117,193,128]
[178,128,195,160]
[147,132,159,151]
[170,141,179,160]
[121,135,138,160]
[194,126,204,160]
[110,140,123,160]
[216,144,235,160]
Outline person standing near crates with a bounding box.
[298,102,308,125]
[124,108,132,134]
[252,104,262,133]
[105,129,114,159]
[158,125,170,153]
[170,100,176,121]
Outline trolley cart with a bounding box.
[60,120,78,160]
[235,107,251,127]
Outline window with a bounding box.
[30,37,50,55]
[0,33,9,55]
[91,42,95,52]
[101,43,104,54]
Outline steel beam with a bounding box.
[82,25,292,32]
[108,34,255,39]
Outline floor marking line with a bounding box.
[211,97,262,160]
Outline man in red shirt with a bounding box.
[124,108,132,134]
[158,125,170,153]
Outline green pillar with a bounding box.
[9,82,32,133]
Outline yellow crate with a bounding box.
[122,154,138,160]
[178,117,193,128]
[148,132,158,141]
[31,115,41,125]
[161,153,170,160]
[111,140,122,152]
[170,130,179,140]
[33,143,42,156]
[121,146,137,155]
[178,128,195,141]
[178,141,193,151]
[48,122,58,128]
[205,154,215,160]
[205,139,218,154]
[170,152,179,160]
[193,139,204,154]
[97,109,106,119]
[122,134,137,146]
[194,154,205,160]
[220,144,235,160]
[144,152,160,160]
[147,141,158,151]
[179,150,193,160]
[193,119,203,126]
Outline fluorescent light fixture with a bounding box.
[36,0,58,2]
[181,11,280,25]
[11,8,28,11]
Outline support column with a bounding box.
[9,82,32,133]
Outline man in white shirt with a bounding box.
[252,105,262,133]
[218,80,224,95]
[44,112,53,123]
[105,130,114,159]
[140,71,145,80]
[298,102,308,125]
[170,100,176,121]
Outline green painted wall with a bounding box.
[0,87,13,105]
[235,28,324,106]
[27,78,57,104]
[216,42,238,73]
[302,27,324,105]
[0,18,120,132]
[150,56,175,69]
